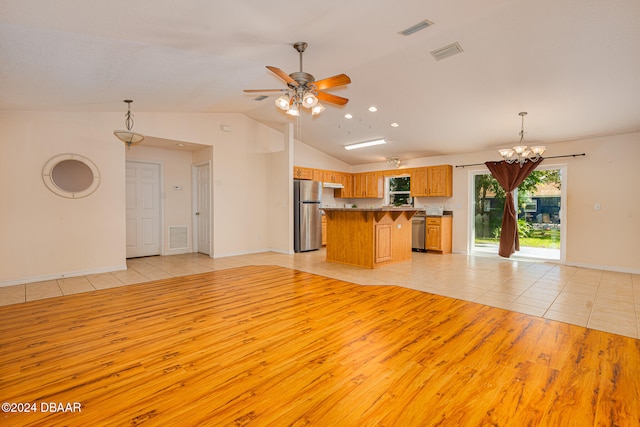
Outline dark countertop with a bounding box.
[322,207,422,212]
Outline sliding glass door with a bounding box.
[471,165,565,260]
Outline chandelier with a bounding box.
[114,100,144,148]
[498,112,545,166]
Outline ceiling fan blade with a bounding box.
[266,66,298,86]
[243,89,286,93]
[313,74,351,91]
[316,91,349,106]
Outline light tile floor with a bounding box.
[1,250,639,339]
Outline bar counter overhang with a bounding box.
[322,207,421,269]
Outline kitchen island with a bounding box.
[323,207,420,269]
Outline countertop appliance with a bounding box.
[294,180,322,252]
[412,211,427,251]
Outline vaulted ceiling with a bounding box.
[2,0,639,164]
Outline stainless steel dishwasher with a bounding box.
[412,212,426,251]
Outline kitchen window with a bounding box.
[386,176,412,206]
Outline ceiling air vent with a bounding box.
[399,19,434,36]
[431,42,464,61]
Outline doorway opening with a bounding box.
[470,165,565,260]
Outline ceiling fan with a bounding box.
[244,42,351,116]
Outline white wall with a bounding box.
[266,123,294,254]
[0,111,289,285]
[0,112,126,284]
[293,140,351,171]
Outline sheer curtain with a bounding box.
[484,160,542,258]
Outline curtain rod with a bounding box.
[455,153,586,168]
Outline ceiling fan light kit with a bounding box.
[311,104,325,116]
[245,42,351,116]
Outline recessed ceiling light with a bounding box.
[368,106,377,112]
[344,138,387,151]
[390,122,399,128]
[176,143,185,147]
[344,113,353,119]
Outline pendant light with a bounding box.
[498,112,545,167]
[114,100,144,148]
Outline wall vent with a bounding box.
[169,225,189,250]
[431,42,464,61]
[399,19,434,36]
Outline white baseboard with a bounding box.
[213,248,272,259]
[0,264,128,288]
[564,261,640,275]
[213,247,294,259]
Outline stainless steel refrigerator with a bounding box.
[294,180,322,252]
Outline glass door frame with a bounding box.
[467,163,567,262]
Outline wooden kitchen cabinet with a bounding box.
[335,173,354,198]
[293,166,323,181]
[321,215,327,246]
[323,170,341,184]
[353,172,382,198]
[409,165,453,197]
[426,165,453,197]
[425,216,452,254]
[293,166,314,180]
[410,167,429,197]
[375,224,393,263]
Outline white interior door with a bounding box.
[126,161,161,258]
[194,163,211,255]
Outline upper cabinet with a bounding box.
[426,165,452,197]
[335,173,354,198]
[293,166,314,180]
[353,172,382,198]
[410,165,452,197]
[410,167,429,197]
[293,166,322,181]
[323,170,341,184]
[293,164,451,198]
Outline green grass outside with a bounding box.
[476,229,560,249]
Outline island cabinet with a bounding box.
[321,215,327,246]
[323,208,419,268]
[426,216,452,254]
[353,172,382,198]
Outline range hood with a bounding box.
[322,182,344,189]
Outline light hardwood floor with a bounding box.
[1,250,639,338]
[1,264,639,426]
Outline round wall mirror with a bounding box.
[43,154,100,198]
